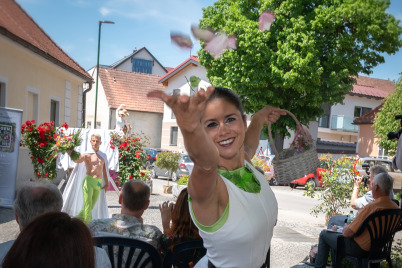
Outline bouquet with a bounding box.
[52,126,82,161]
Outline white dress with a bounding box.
[62,149,110,219]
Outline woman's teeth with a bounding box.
[219,138,234,145]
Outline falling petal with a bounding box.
[191,25,215,42]
[170,32,193,49]
[204,33,237,59]
[259,10,275,31]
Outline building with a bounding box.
[0,0,93,181]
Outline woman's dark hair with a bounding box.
[2,212,95,268]
[170,188,200,249]
[206,87,245,118]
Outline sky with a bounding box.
[16,0,402,82]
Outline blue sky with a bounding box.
[17,0,402,82]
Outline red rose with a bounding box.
[135,151,140,154]
[136,137,140,141]
[37,158,44,164]
[21,124,26,129]
[26,121,31,126]
[30,156,34,159]
[53,134,57,138]
[128,175,133,180]
[31,120,35,123]
[126,147,129,151]
[39,142,45,147]
[140,172,145,177]
[136,154,140,158]
[110,145,115,150]
[45,173,49,177]
[34,143,38,146]
[28,128,33,132]
[62,122,69,129]
[147,154,151,160]
[36,172,40,176]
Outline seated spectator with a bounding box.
[0,182,110,268]
[160,187,201,257]
[89,179,162,249]
[314,172,398,268]
[2,212,96,268]
[351,165,390,214]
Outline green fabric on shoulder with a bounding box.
[218,165,261,193]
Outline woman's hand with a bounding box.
[159,201,174,234]
[147,87,214,134]
[253,106,286,125]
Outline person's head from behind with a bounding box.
[119,180,150,214]
[170,187,200,248]
[202,87,247,161]
[90,134,102,152]
[372,172,393,198]
[368,165,388,189]
[2,212,95,268]
[14,182,63,230]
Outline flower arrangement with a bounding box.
[110,131,150,186]
[51,126,82,161]
[20,120,57,179]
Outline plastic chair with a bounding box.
[162,239,206,268]
[94,236,162,268]
[335,209,402,268]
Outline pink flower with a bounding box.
[259,10,275,32]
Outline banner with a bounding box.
[0,107,23,208]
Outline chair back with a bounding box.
[162,239,206,268]
[354,208,402,262]
[94,236,162,268]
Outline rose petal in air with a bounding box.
[191,25,215,42]
[204,33,237,59]
[259,10,275,31]
[170,32,193,49]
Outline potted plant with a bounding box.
[304,155,363,225]
[154,151,181,193]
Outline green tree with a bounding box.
[374,80,402,156]
[198,0,402,149]
[154,151,181,186]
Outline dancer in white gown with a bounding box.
[62,134,110,223]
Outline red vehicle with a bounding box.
[289,159,332,189]
[289,157,360,189]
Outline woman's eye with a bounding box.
[206,122,218,128]
[225,117,236,124]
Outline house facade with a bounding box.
[316,76,395,155]
[158,56,210,152]
[0,0,93,181]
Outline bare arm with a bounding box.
[342,224,355,238]
[147,88,220,203]
[244,106,285,160]
[350,177,362,209]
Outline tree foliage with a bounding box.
[374,80,402,156]
[155,151,181,185]
[198,0,402,144]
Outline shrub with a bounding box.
[176,175,189,185]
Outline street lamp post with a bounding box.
[94,20,114,129]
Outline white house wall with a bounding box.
[330,95,382,119]
[109,110,162,148]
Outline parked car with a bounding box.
[355,157,402,191]
[143,148,164,169]
[151,154,194,182]
[289,158,333,189]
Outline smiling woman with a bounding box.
[148,86,285,267]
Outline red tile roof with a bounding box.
[353,103,383,125]
[350,84,389,99]
[0,0,92,81]
[355,76,396,94]
[98,67,164,113]
[158,56,199,85]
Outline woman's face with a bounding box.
[202,98,247,162]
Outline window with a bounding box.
[318,104,330,128]
[132,59,153,74]
[96,122,101,129]
[0,82,5,107]
[378,147,388,159]
[170,126,178,146]
[87,121,92,128]
[171,89,180,119]
[27,89,39,122]
[354,106,371,118]
[50,99,60,125]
